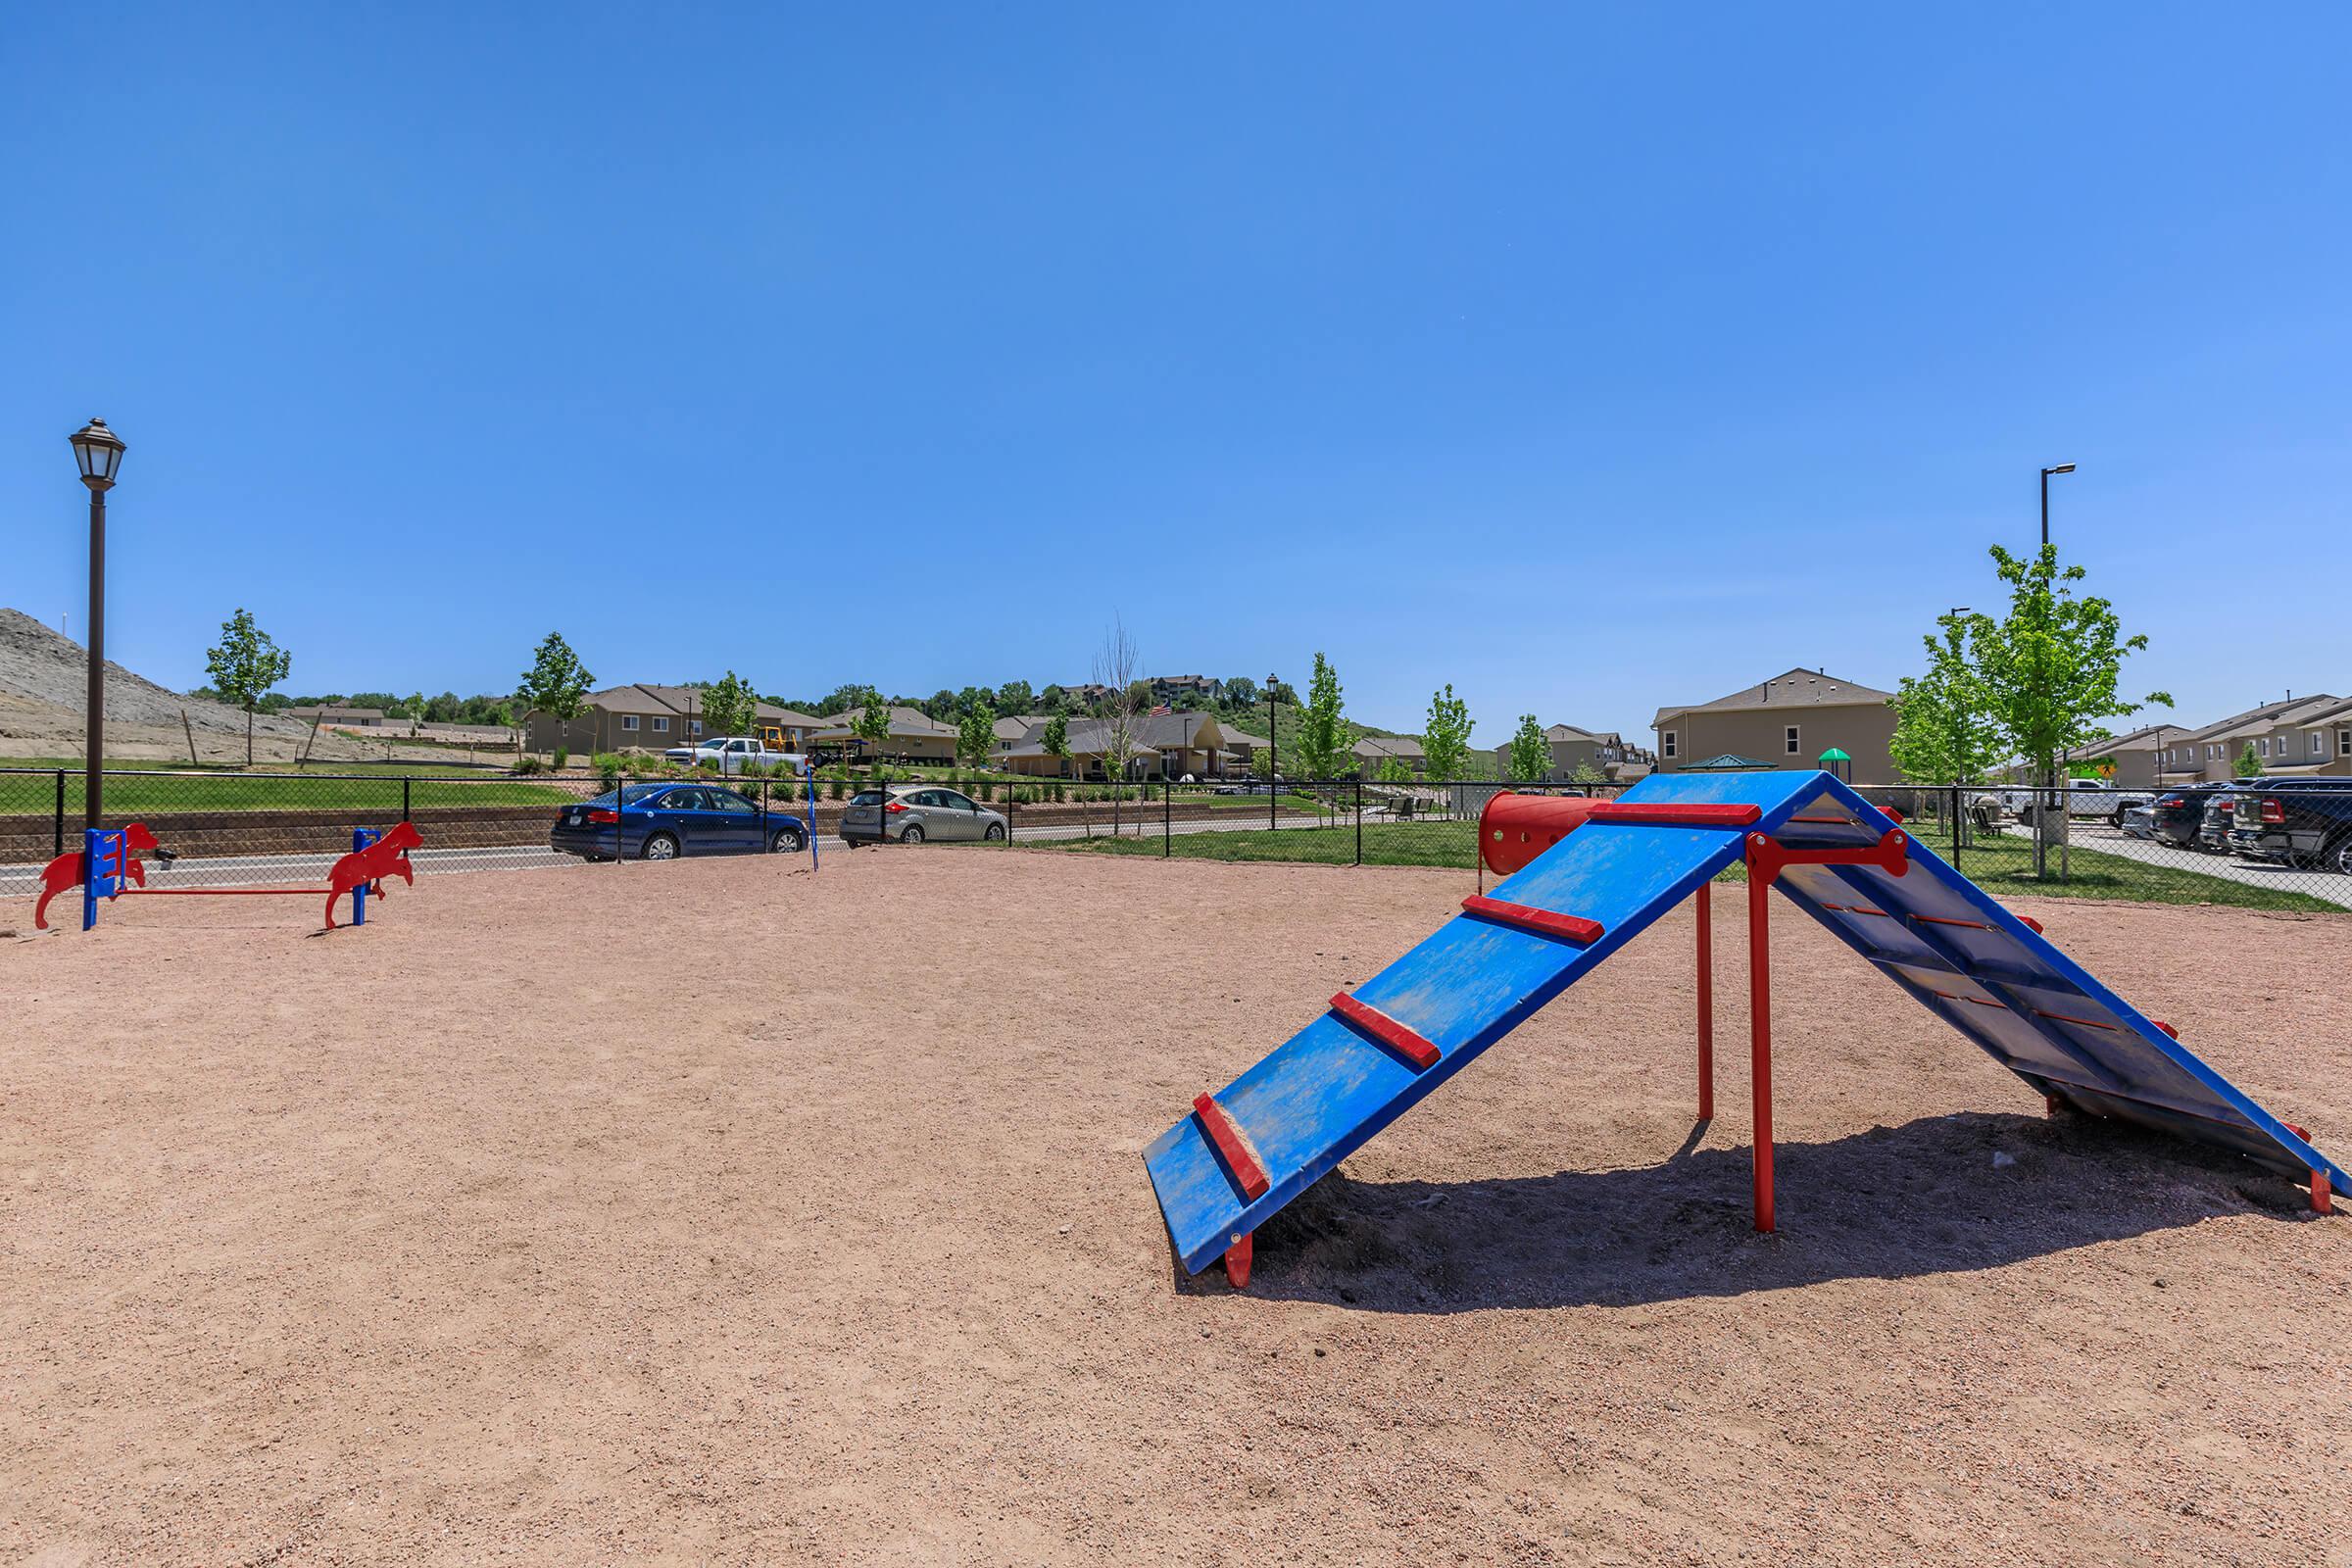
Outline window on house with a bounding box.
[1785,725,1801,756]
[2340,728,2351,758]
[690,720,704,736]
[652,716,668,733]
[621,714,639,732]
[1662,731,1678,760]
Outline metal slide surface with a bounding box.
[1144,770,2342,1275]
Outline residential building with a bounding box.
[1652,669,1897,781]
[2286,698,2352,776]
[1148,674,1223,705]
[1351,735,1426,777]
[526,685,825,756]
[290,705,387,727]
[2055,725,2171,791]
[807,706,959,764]
[1492,723,1654,784]
[1222,730,1270,771]
[999,711,1231,780]
[2155,696,2343,782]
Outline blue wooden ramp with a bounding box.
[1145,770,2343,1277]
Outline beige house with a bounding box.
[999,711,1231,780]
[1222,730,1270,771]
[1652,669,1897,782]
[1351,736,1426,777]
[2156,696,2343,782]
[2054,725,2171,791]
[1492,723,1654,784]
[2286,698,2352,775]
[290,705,387,727]
[527,685,823,756]
[808,706,958,764]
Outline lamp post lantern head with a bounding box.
[70,417,125,490]
[2042,463,2076,477]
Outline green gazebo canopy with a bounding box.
[1817,747,1852,762]
[1685,753,1773,772]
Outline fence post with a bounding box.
[402,776,413,824]
[1355,778,1363,865]
[1950,783,1962,873]
[53,768,66,858]
[1163,779,1171,858]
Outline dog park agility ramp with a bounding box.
[1145,770,2344,1286]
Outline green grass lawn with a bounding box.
[1038,817,2334,911]
[0,765,579,815]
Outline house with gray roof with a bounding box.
[1652,668,1896,782]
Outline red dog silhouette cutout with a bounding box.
[32,822,161,931]
[324,821,422,929]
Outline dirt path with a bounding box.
[4,851,2346,1564]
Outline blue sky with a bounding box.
[4,5,2347,746]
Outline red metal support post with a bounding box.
[1746,842,1775,1233]
[1695,882,1714,1122]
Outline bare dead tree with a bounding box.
[1093,614,1142,835]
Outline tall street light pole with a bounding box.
[2037,463,2076,877]
[70,419,126,831]
[2039,463,2074,549]
[1266,672,1279,833]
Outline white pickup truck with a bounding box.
[1992,778,2153,827]
[662,735,808,775]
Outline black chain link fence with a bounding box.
[6,767,2348,916]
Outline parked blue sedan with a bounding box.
[550,782,808,861]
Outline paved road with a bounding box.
[2062,822,2352,909]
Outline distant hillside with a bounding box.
[0,608,369,760]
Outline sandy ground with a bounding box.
[3,851,2348,1565]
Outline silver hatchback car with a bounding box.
[841,784,1008,846]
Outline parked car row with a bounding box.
[2111,780,2352,874]
[1992,778,2155,828]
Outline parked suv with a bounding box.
[2229,781,2352,873]
[2147,783,2232,850]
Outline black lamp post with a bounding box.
[70,418,126,831]
[1266,671,1279,831]
[2039,463,2074,548]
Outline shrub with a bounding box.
[514,755,544,775]
[829,776,846,801]
[551,747,568,770]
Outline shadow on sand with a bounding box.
[1179,1108,2322,1312]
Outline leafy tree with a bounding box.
[1569,760,1608,789]
[956,699,998,771]
[702,669,756,740]
[853,688,891,771]
[2234,743,2265,779]
[1888,612,2004,786]
[1042,711,1071,777]
[1420,683,1475,782]
[518,631,595,756]
[996,678,1035,714]
[1374,754,1413,785]
[1039,684,1069,714]
[404,692,426,734]
[1505,713,1549,782]
[1222,676,1259,710]
[1967,543,2171,871]
[927,688,958,719]
[956,685,993,717]
[1293,653,1347,780]
[204,608,294,765]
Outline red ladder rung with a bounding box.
[1461,894,1605,946]
[1191,1093,1270,1200]
[1328,992,1441,1070]
[1586,802,1762,828]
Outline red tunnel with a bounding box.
[1477,792,1606,876]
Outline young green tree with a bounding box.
[1293,652,1347,780]
[1967,543,2171,872]
[1887,612,2005,786]
[1374,754,1413,785]
[853,688,892,772]
[1041,711,1072,778]
[518,631,595,759]
[1420,683,1475,782]
[204,608,295,765]
[996,678,1035,714]
[956,699,998,772]
[2234,743,2265,779]
[1505,713,1549,783]
[1569,760,1608,789]
[701,669,756,740]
